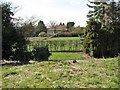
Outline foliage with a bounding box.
[57,32,84,37]
[2,3,51,63]
[28,39,83,51]
[84,1,120,58]
[11,35,31,63]
[2,2,15,60]
[83,18,119,58]
[66,22,75,29]
[1,3,30,63]
[35,20,47,36]
[2,58,119,88]
[59,22,65,26]
[87,1,120,27]
[32,46,51,61]
[18,20,36,37]
[83,18,101,57]
[70,26,85,33]
[87,2,106,24]
[116,1,120,53]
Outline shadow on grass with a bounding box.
[1,62,29,66]
[1,60,61,66]
[49,60,61,62]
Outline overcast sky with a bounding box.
[1,0,118,27]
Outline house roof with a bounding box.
[48,25,68,31]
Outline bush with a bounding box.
[12,51,32,63]
[13,45,51,63]
[32,46,51,61]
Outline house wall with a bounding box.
[47,30,63,36]
[47,30,55,36]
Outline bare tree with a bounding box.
[16,16,40,37]
[47,20,58,28]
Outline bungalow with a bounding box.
[47,25,68,36]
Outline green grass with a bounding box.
[28,37,83,42]
[47,37,82,41]
[49,52,85,60]
[28,37,46,42]
[2,58,119,88]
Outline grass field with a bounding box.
[47,37,82,41]
[49,52,85,60]
[28,37,46,42]
[28,37,82,42]
[2,58,119,88]
[2,36,119,88]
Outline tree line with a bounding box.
[17,19,84,37]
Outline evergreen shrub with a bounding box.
[32,46,51,61]
[83,18,119,58]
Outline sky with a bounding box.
[0,0,118,27]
